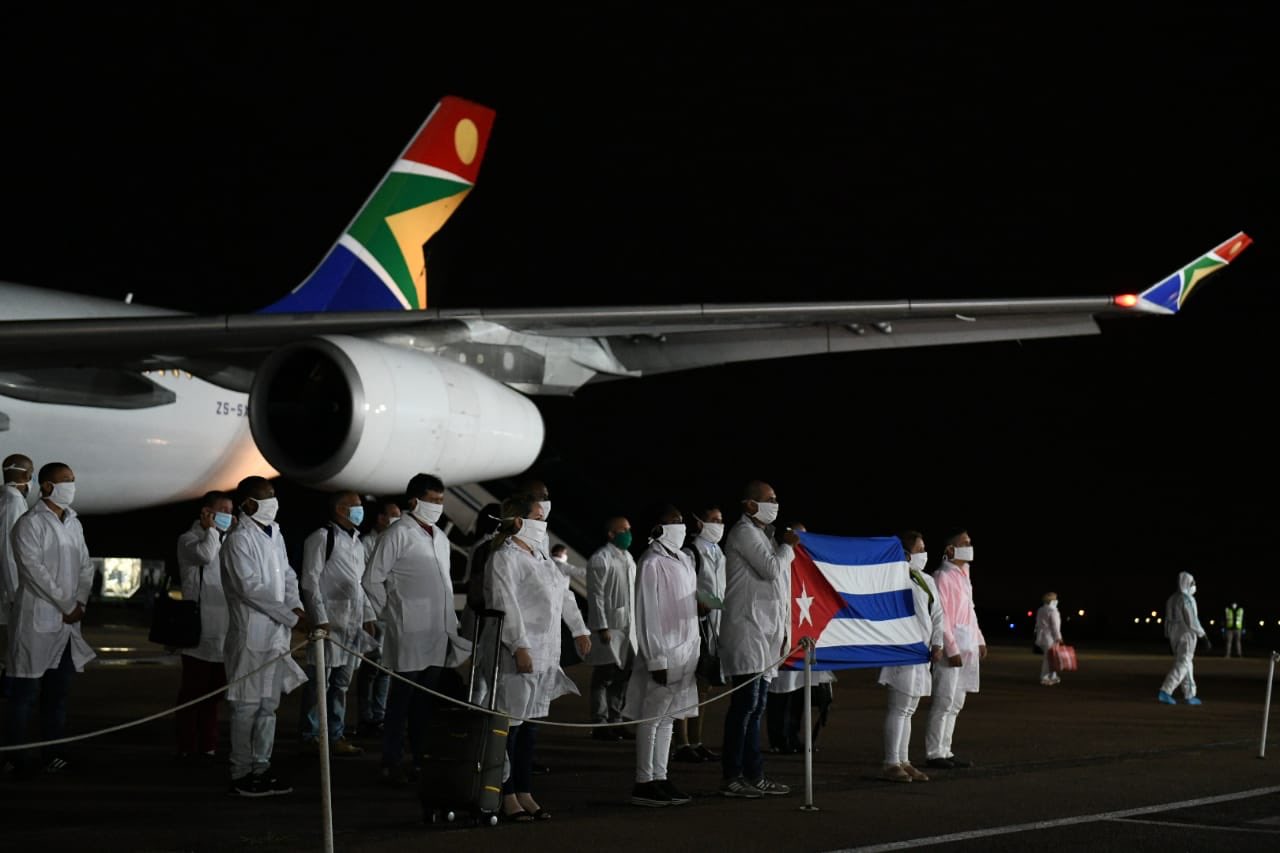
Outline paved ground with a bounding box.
[3,608,1279,852]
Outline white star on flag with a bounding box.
[796,582,814,627]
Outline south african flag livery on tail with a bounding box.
[1131,232,1252,314]
[262,97,495,313]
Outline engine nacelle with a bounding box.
[248,335,544,492]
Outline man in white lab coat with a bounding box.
[925,528,985,770]
[221,476,308,797]
[174,490,233,760]
[362,472,460,784]
[718,480,797,799]
[1159,571,1207,705]
[299,490,374,756]
[3,462,96,774]
[674,505,727,763]
[0,453,35,677]
[585,516,637,740]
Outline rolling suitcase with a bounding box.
[419,608,508,827]
[1049,643,1078,673]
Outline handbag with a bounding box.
[149,566,202,649]
[1049,643,1078,673]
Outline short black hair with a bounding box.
[201,490,230,509]
[236,476,272,504]
[328,490,359,514]
[38,462,71,484]
[897,530,924,552]
[942,527,969,548]
[551,543,568,556]
[405,473,445,500]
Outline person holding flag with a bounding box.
[925,528,984,770]
[877,531,944,782]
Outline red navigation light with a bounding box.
[1026,610,1033,617]
[1115,293,1139,308]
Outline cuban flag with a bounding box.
[784,532,930,670]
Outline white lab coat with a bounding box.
[7,501,96,677]
[488,538,589,721]
[878,570,944,697]
[1034,603,1062,651]
[177,520,229,664]
[584,542,637,668]
[626,542,701,721]
[362,515,458,673]
[220,513,306,703]
[690,534,726,652]
[931,560,984,694]
[720,516,794,678]
[301,523,375,668]
[0,484,29,625]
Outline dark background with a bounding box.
[0,6,1275,644]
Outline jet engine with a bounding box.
[248,335,544,493]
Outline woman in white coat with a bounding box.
[487,495,591,822]
[1035,592,1064,686]
[627,506,701,807]
[877,531,944,783]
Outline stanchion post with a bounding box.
[1260,650,1279,759]
[800,636,818,812]
[312,629,335,853]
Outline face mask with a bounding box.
[213,511,234,532]
[553,553,567,564]
[952,545,974,562]
[657,523,686,554]
[1190,584,1197,595]
[517,517,548,549]
[612,530,633,550]
[411,500,444,525]
[48,481,76,509]
[347,505,365,527]
[752,501,779,525]
[248,496,278,525]
[699,522,724,544]
[538,500,551,521]
[1048,599,1058,609]
[909,552,928,572]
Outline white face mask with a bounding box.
[752,501,779,525]
[699,522,724,544]
[538,500,551,521]
[657,523,687,554]
[411,500,444,525]
[248,496,278,525]
[952,545,974,562]
[48,481,76,509]
[1048,599,1058,609]
[517,517,548,549]
[908,552,928,572]
[552,553,567,564]
[1190,584,1197,596]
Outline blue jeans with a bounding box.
[382,666,444,769]
[3,645,75,768]
[357,650,390,724]
[720,674,770,781]
[299,662,354,742]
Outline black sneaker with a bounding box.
[630,780,672,807]
[256,772,293,795]
[228,774,271,798]
[672,744,704,763]
[925,757,956,769]
[947,756,974,768]
[693,744,720,761]
[656,779,691,805]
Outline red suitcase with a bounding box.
[1049,644,1078,673]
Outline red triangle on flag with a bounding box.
[787,544,846,668]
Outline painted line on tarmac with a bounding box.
[826,785,1280,852]
[1107,817,1280,835]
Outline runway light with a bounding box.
[1145,618,1151,623]
[1009,623,1016,630]
[1078,609,1085,617]
[1027,610,1033,617]
[1157,618,1163,624]
[1151,611,1158,617]
[1134,618,1140,624]
[1209,619,1215,625]
[1115,293,1139,308]
[1261,621,1266,627]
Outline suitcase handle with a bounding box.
[466,608,505,711]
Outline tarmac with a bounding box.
[2,608,1279,852]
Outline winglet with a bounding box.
[260,96,496,313]
[1119,232,1252,315]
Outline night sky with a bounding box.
[0,6,1275,639]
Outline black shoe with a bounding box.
[925,757,956,769]
[256,772,293,795]
[532,762,550,775]
[693,744,720,761]
[672,745,704,763]
[630,781,672,807]
[947,756,973,768]
[656,778,691,805]
[228,774,272,798]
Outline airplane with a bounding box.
[0,95,1255,525]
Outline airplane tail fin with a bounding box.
[1128,232,1252,314]
[260,96,496,313]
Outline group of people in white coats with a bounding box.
[876,528,985,783]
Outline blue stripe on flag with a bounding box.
[797,532,904,567]
[836,589,914,622]
[806,642,930,670]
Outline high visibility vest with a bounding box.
[1225,606,1244,630]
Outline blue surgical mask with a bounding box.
[348,505,365,527]
[213,512,233,532]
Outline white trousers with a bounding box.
[925,666,967,760]
[229,693,281,780]
[635,718,674,783]
[883,688,920,765]
[1161,634,1198,698]
[1040,653,1060,681]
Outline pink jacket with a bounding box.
[932,560,986,658]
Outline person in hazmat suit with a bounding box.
[1158,571,1206,705]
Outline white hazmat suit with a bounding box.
[1160,571,1206,702]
